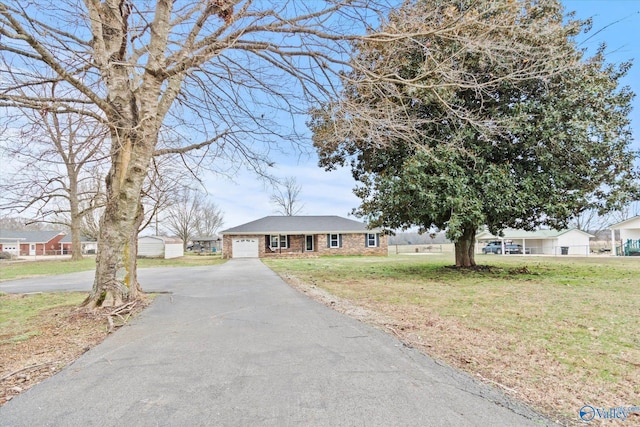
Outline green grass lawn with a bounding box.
[265,254,640,422]
[0,255,226,282]
[0,292,88,344]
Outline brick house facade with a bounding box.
[221,216,387,259]
[0,230,66,256]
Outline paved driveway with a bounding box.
[0,259,555,426]
[0,265,217,294]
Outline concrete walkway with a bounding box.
[0,259,555,426]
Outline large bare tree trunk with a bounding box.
[83,131,155,308]
[69,219,83,261]
[454,227,477,268]
[67,171,84,261]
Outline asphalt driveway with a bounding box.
[0,259,555,426]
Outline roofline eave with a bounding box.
[222,230,382,235]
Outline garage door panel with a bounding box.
[233,238,259,258]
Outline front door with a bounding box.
[29,244,36,256]
[305,235,314,252]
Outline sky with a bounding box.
[210,0,640,231]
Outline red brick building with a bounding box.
[0,230,66,256]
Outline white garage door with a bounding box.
[232,238,259,258]
[3,245,18,255]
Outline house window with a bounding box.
[270,235,288,249]
[329,234,340,248]
[367,233,378,247]
[306,235,314,251]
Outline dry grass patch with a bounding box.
[265,255,640,426]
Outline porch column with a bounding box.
[610,229,616,256]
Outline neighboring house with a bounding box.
[0,229,66,256]
[608,215,640,256]
[220,215,387,259]
[138,236,184,259]
[59,234,98,255]
[476,228,594,256]
[189,236,222,253]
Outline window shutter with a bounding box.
[364,234,368,247]
[376,234,380,247]
[327,234,330,248]
[339,234,343,248]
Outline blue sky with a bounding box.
[211,0,640,230]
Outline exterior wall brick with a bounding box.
[0,233,67,256]
[316,233,387,256]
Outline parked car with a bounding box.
[186,243,204,252]
[481,241,523,254]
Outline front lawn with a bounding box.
[0,255,225,282]
[265,254,640,425]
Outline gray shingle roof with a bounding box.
[59,234,97,243]
[0,229,65,243]
[221,216,380,235]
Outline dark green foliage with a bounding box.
[310,0,638,266]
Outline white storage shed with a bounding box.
[138,236,184,259]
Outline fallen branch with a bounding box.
[105,301,138,333]
[475,373,518,394]
[109,300,137,316]
[106,315,115,334]
[1,362,56,382]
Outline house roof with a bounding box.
[59,234,97,243]
[0,229,65,243]
[221,216,380,235]
[608,215,640,230]
[192,235,221,242]
[139,235,183,244]
[476,228,594,240]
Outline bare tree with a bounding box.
[271,176,304,216]
[1,1,393,307]
[194,200,224,238]
[606,201,640,225]
[163,189,201,249]
[80,203,103,242]
[0,216,58,231]
[163,188,223,247]
[139,156,192,236]
[570,209,609,234]
[0,90,108,260]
